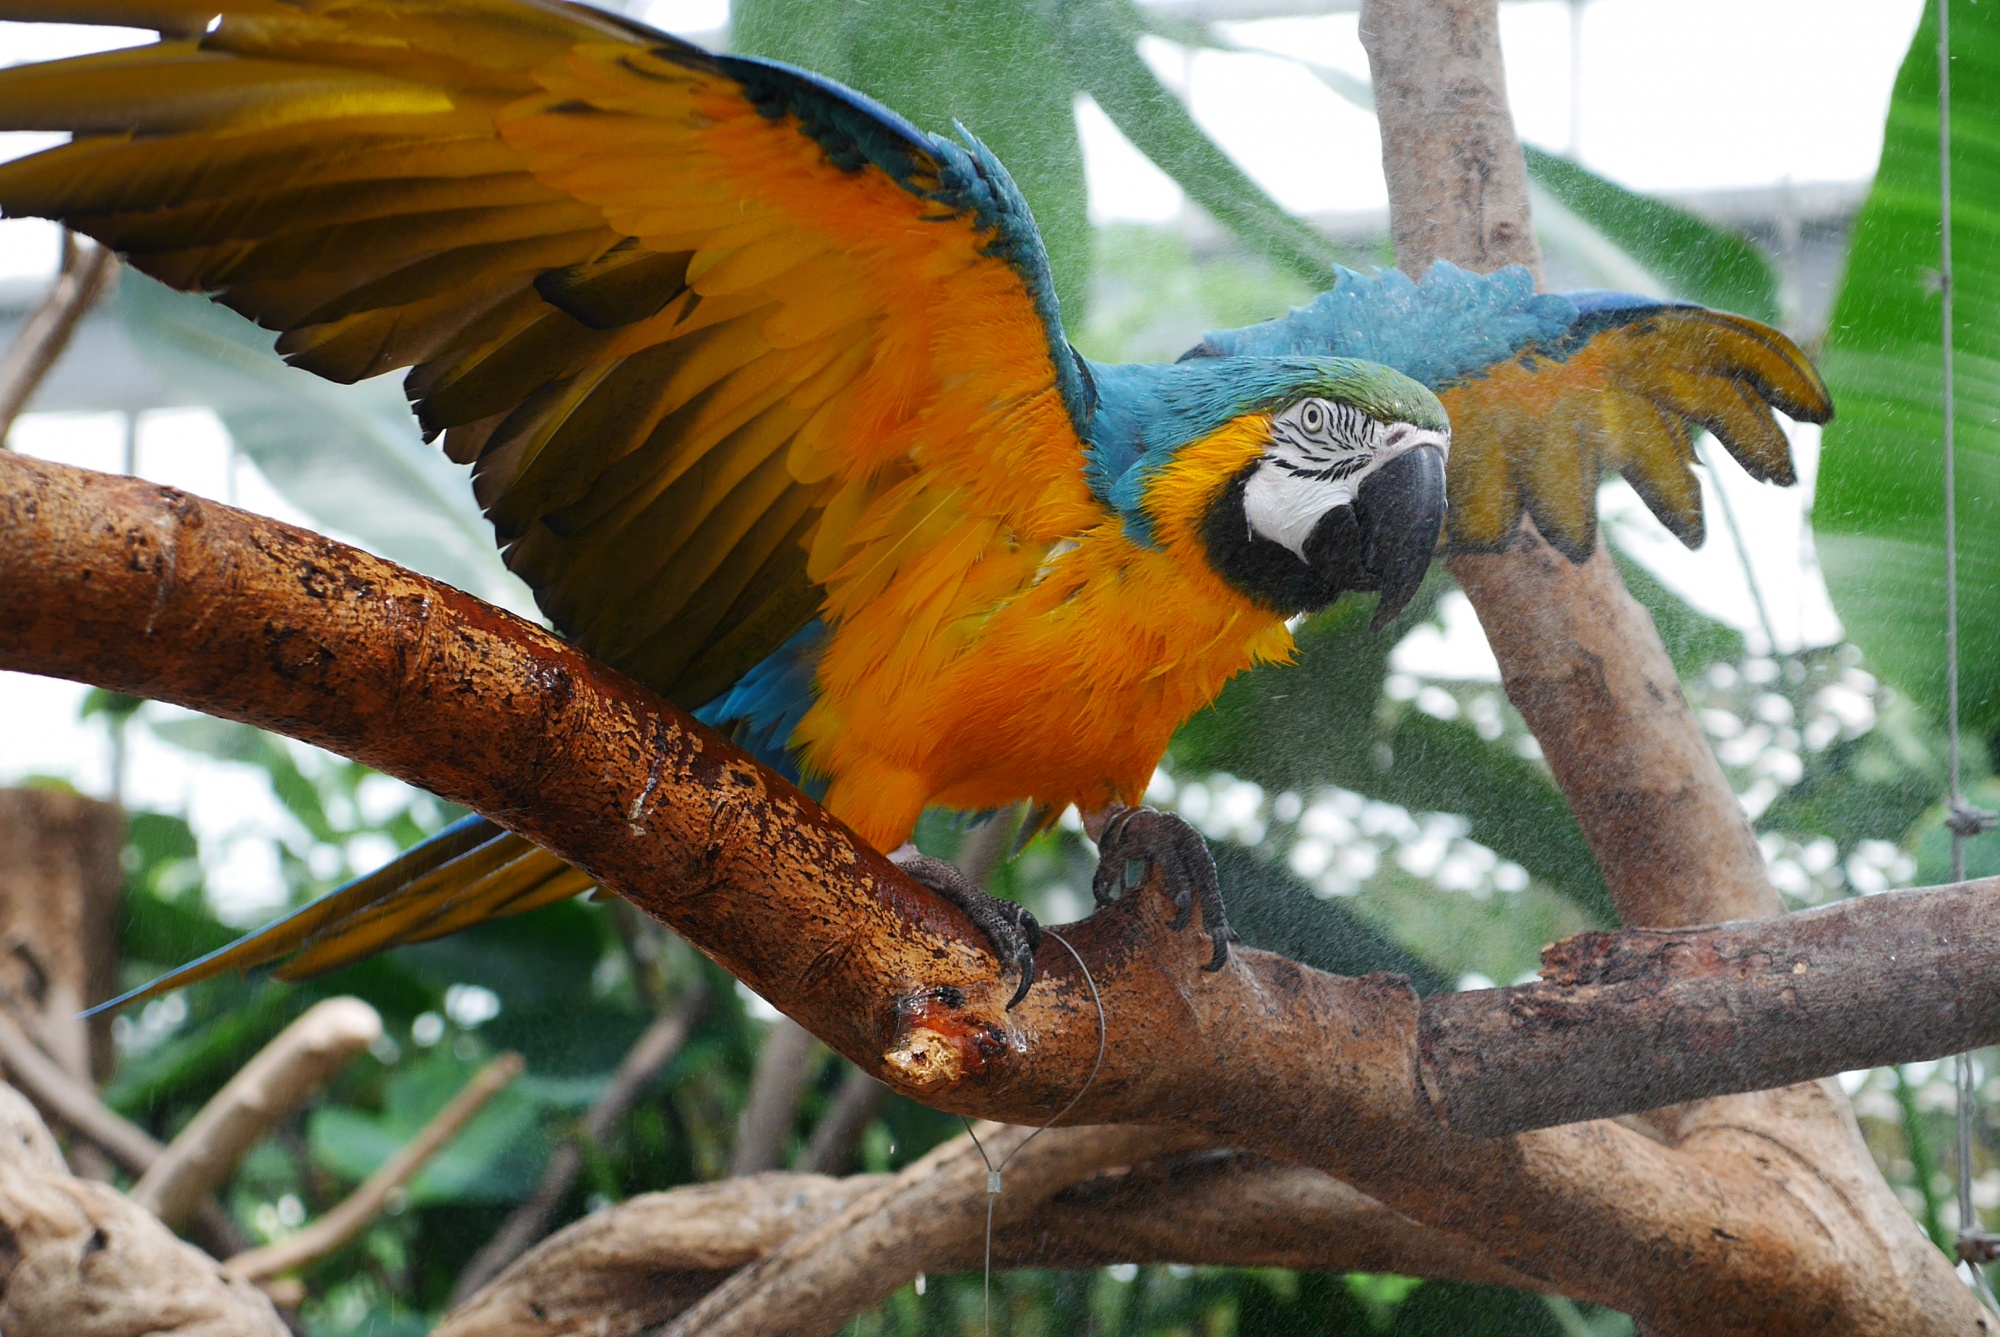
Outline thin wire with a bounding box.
[1702,441,1780,656]
[1936,0,1998,1305]
[959,927,1107,1337]
[1941,1,1962,869]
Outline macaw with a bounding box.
[0,1,1829,1010]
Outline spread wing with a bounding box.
[1187,264,1833,561]
[2,0,1107,1010]
[0,0,1102,707]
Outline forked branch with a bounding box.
[0,449,1993,1332]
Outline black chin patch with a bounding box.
[1199,467,1371,615]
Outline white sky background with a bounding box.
[0,0,1925,913]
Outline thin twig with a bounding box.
[223,1052,524,1282]
[0,234,118,444]
[132,997,382,1231]
[799,1066,889,1175]
[729,1014,819,1176]
[0,1080,290,1335]
[453,990,706,1302]
[0,1007,162,1175]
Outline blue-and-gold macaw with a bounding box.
[0,1,1828,1008]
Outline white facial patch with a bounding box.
[1241,398,1448,560]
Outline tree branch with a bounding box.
[1358,0,1978,1330]
[729,1016,820,1177]
[0,1081,287,1337]
[440,1142,1536,1337]
[668,1123,1209,1337]
[130,998,381,1232]
[452,990,705,1302]
[0,1010,163,1178]
[799,1066,889,1175]
[221,1052,522,1282]
[0,235,118,446]
[1421,882,2000,1135]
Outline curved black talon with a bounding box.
[1092,807,1238,971]
[895,854,1042,1008]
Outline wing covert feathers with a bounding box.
[0,0,1096,706]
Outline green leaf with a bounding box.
[1815,0,2000,746]
[1172,584,1613,921]
[1522,146,1781,322]
[309,1050,549,1206]
[115,275,528,611]
[144,715,337,843]
[103,980,299,1116]
[731,0,1091,322]
[1385,1280,1568,1337]
[1214,844,1450,993]
[1053,0,1341,289]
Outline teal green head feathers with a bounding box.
[1084,355,1451,627]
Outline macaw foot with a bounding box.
[892,851,1042,1009]
[1092,806,1238,972]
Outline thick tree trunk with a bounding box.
[1360,0,1981,1330]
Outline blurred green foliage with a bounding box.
[1522,146,1780,323]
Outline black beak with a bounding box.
[1297,445,1446,632]
[1356,444,1447,630]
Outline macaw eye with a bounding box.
[1298,400,1327,435]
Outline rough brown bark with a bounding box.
[1,450,1993,1332]
[1359,0,1979,1331]
[1421,881,2000,1135]
[0,1081,286,1337]
[441,1138,1531,1337]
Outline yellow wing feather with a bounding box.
[4,1,1116,1002]
[1441,307,1827,558]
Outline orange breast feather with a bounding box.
[801,416,1295,850]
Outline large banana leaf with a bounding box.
[1816,0,2000,743]
[1522,147,1780,323]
